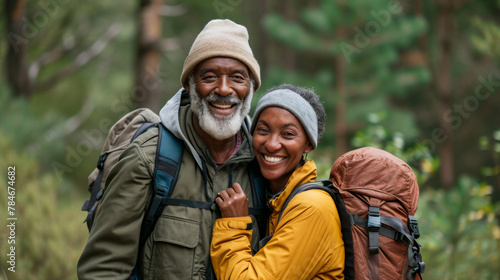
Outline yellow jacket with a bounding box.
[211,160,345,280]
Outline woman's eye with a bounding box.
[283,131,296,138]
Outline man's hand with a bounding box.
[215,183,249,218]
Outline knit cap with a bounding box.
[251,89,318,149]
[180,19,261,89]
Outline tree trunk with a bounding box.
[334,25,348,157]
[134,0,163,111]
[280,0,296,71]
[436,0,456,189]
[5,0,31,97]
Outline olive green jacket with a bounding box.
[77,89,261,280]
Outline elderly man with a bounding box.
[77,19,262,280]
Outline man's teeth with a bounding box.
[212,103,232,109]
[264,155,284,163]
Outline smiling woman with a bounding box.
[252,106,313,193]
[210,84,346,280]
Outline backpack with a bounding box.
[81,108,267,280]
[273,147,425,280]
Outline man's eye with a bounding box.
[256,127,269,134]
[203,75,217,81]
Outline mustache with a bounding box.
[205,93,241,104]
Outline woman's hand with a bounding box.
[215,183,249,218]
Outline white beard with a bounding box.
[189,78,254,141]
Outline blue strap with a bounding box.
[132,123,184,280]
[139,124,183,244]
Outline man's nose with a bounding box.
[215,75,233,96]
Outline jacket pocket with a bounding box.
[148,216,200,280]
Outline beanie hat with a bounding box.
[180,19,261,89]
[251,89,318,149]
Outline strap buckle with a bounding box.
[367,206,380,255]
[97,153,108,170]
[367,206,381,231]
[408,215,420,239]
[145,188,166,225]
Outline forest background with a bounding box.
[1,0,500,279]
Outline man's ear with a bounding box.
[185,73,193,92]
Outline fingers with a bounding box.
[219,190,230,201]
[215,184,248,207]
[215,195,223,206]
[232,183,243,194]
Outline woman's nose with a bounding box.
[265,134,282,152]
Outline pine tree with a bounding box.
[262,0,430,156]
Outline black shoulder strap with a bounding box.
[247,160,269,243]
[81,153,108,231]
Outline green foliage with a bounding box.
[418,177,500,279]
[262,0,431,150]
[0,125,88,280]
[0,85,67,173]
[470,17,500,60]
[350,112,438,185]
[479,129,500,178]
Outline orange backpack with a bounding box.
[331,147,425,279]
[277,147,425,279]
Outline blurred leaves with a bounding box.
[418,177,500,279]
[0,119,87,280]
[471,17,500,60]
[263,0,430,155]
[350,112,437,185]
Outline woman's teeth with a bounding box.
[264,155,284,163]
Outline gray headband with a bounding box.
[251,89,318,148]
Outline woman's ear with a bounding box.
[304,142,313,154]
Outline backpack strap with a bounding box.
[247,160,269,241]
[129,123,184,280]
[350,211,425,280]
[407,215,425,279]
[350,213,414,246]
[367,206,381,254]
[81,153,108,231]
[138,123,184,246]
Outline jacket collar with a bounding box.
[268,160,318,213]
